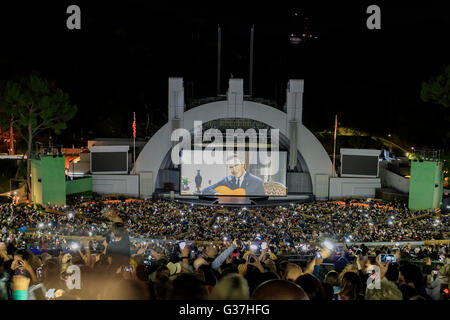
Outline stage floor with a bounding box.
[156,192,314,207]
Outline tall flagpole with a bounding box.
[333,115,337,177]
[217,25,221,96]
[249,25,254,96]
[133,112,136,167]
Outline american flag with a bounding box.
[334,115,337,141]
[132,112,136,138]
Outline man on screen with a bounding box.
[195,170,203,193]
[201,154,265,196]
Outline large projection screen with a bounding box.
[180,150,287,196]
[91,152,128,174]
[340,149,380,178]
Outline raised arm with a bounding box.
[211,240,238,270]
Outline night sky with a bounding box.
[0,1,448,149]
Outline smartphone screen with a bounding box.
[380,254,396,263]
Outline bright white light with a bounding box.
[48,223,52,227]
[214,225,218,229]
[349,235,353,239]
[345,238,350,243]
[250,244,258,251]
[388,221,393,225]
[395,242,400,246]
[68,213,73,219]
[391,216,394,219]
[38,223,44,228]
[71,243,79,250]
[223,237,228,241]
[88,232,92,236]
[243,207,247,211]
[323,240,335,250]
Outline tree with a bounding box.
[1,74,77,200]
[421,64,450,108]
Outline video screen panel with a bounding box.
[91,152,128,173]
[180,150,287,196]
[341,155,378,176]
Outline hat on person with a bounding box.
[166,262,181,276]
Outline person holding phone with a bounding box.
[426,269,443,300]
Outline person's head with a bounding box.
[169,273,209,300]
[324,270,339,287]
[204,246,217,260]
[385,262,399,282]
[338,271,363,300]
[399,263,423,289]
[226,155,245,179]
[13,248,30,262]
[42,258,63,288]
[251,279,309,300]
[209,274,249,300]
[284,263,302,282]
[322,282,335,300]
[111,222,126,239]
[365,279,403,300]
[198,265,217,287]
[295,274,327,301]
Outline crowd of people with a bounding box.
[0,198,449,300]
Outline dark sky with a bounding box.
[0,1,448,148]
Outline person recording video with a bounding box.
[201,154,265,196]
